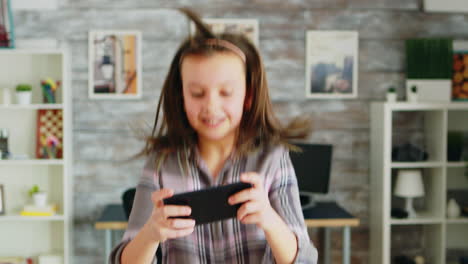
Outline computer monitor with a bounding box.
[289,143,333,209]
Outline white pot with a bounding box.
[16,91,32,105]
[406,79,451,102]
[33,192,48,207]
[386,93,397,102]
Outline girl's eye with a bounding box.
[191,92,204,98]
[221,90,232,97]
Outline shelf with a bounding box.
[445,218,468,224]
[383,102,468,111]
[0,215,65,221]
[391,161,444,168]
[391,213,443,225]
[0,47,70,264]
[0,104,63,110]
[0,159,64,166]
[447,162,468,168]
[0,48,64,55]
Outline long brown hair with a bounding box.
[138,8,311,165]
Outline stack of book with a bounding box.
[20,204,57,216]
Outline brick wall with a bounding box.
[12,1,468,263]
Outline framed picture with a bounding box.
[0,184,5,215]
[88,30,142,99]
[190,18,259,46]
[0,0,15,48]
[452,40,468,101]
[305,31,358,99]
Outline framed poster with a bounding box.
[0,0,15,48]
[89,30,142,99]
[305,31,358,99]
[190,18,259,46]
[452,41,468,101]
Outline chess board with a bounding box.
[36,109,63,159]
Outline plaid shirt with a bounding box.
[110,145,318,263]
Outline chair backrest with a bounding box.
[121,188,136,220]
[121,187,162,262]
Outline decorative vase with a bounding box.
[386,93,397,102]
[33,192,47,207]
[447,198,461,218]
[408,92,418,103]
[16,91,32,105]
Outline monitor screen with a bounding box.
[289,143,332,194]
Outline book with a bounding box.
[23,204,57,212]
[20,204,57,216]
[20,211,54,216]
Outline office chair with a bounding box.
[121,187,162,262]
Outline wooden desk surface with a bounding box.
[95,204,128,230]
[95,202,359,230]
[302,202,360,227]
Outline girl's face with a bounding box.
[181,53,246,146]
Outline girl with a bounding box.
[110,8,318,264]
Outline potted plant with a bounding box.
[386,86,397,102]
[407,85,418,102]
[28,184,47,207]
[15,84,32,105]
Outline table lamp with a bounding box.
[394,169,425,217]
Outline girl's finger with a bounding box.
[228,187,257,205]
[152,189,174,207]
[240,212,261,224]
[240,172,263,188]
[237,201,260,220]
[162,205,192,218]
[167,218,196,229]
[166,227,195,239]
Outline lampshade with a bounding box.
[394,169,425,198]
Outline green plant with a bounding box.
[28,184,40,197]
[16,84,32,92]
[411,85,417,93]
[406,38,453,79]
[387,86,396,93]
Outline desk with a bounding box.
[96,202,359,264]
[303,202,360,264]
[94,204,128,264]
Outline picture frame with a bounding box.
[452,40,468,101]
[305,31,359,99]
[88,30,142,99]
[0,184,5,215]
[190,18,259,46]
[0,0,15,48]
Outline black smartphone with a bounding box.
[163,182,252,225]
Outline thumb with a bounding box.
[151,188,174,207]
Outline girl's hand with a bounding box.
[145,189,196,243]
[228,172,277,231]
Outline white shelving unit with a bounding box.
[370,102,468,264]
[0,49,72,263]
